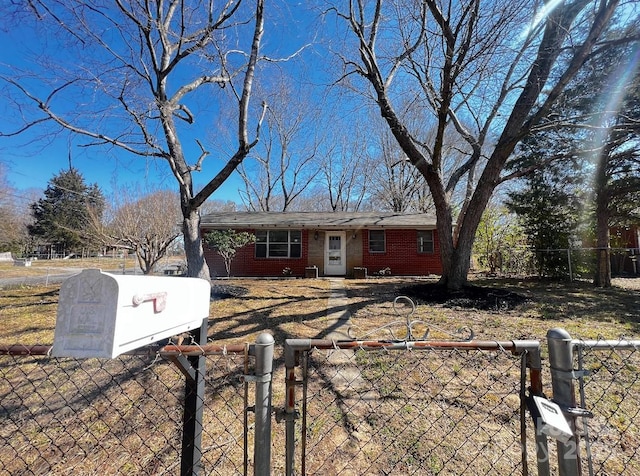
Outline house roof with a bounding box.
[200,211,437,230]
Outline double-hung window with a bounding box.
[255,230,302,258]
[417,230,434,254]
[368,230,385,253]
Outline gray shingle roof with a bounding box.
[200,211,436,229]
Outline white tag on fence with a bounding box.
[532,395,574,443]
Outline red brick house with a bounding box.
[200,212,442,278]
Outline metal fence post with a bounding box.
[284,340,303,476]
[523,343,551,476]
[181,318,208,476]
[253,333,274,476]
[547,328,580,476]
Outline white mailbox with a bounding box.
[52,269,210,358]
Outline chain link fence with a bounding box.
[3,333,640,475]
[0,343,251,476]
[574,339,640,475]
[283,339,547,475]
[518,248,638,280]
[473,247,640,279]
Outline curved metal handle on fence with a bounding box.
[348,295,475,342]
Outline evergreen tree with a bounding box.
[580,46,640,286]
[506,162,585,277]
[507,27,640,283]
[29,168,105,256]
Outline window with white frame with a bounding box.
[417,230,434,254]
[368,230,385,253]
[255,230,302,258]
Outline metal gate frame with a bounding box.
[283,338,547,476]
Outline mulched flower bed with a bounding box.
[400,283,527,311]
[210,284,250,300]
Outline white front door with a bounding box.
[324,231,346,275]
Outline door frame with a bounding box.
[324,231,347,275]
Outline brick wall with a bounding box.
[202,227,443,277]
[203,229,310,278]
[610,225,640,249]
[362,229,442,276]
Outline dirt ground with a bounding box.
[400,275,640,310]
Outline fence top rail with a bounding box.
[536,247,639,252]
[283,338,540,366]
[159,343,248,356]
[572,339,640,351]
[0,343,249,357]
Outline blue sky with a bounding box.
[0,2,326,205]
[0,26,176,195]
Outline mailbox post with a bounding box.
[51,269,212,475]
[180,319,208,476]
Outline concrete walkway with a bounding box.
[323,278,378,403]
[325,278,352,340]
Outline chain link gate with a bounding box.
[283,337,545,475]
[4,324,640,474]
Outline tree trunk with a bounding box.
[137,252,152,275]
[594,198,611,288]
[593,131,613,288]
[183,207,211,282]
[438,225,474,290]
[595,247,611,287]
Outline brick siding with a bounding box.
[202,227,442,277]
[362,229,442,276]
[203,229,310,278]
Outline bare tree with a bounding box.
[199,199,238,215]
[0,164,30,253]
[368,125,430,212]
[316,125,372,212]
[331,0,628,289]
[1,0,267,281]
[90,189,182,274]
[238,79,321,211]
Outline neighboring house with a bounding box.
[610,224,640,249]
[610,224,640,275]
[200,212,442,278]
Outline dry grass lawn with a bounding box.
[0,257,142,279]
[207,275,640,346]
[2,257,638,346]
